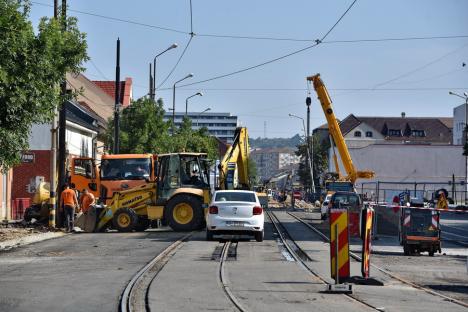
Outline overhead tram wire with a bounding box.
[31,1,189,35]
[372,41,468,89]
[176,0,358,88]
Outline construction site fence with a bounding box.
[359,181,467,206]
[364,203,468,237]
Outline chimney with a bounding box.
[401,112,406,118]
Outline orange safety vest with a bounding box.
[81,193,95,213]
[61,189,76,206]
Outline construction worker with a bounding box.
[80,188,95,214]
[60,183,79,232]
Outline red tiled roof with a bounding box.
[92,77,132,106]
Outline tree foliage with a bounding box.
[250,134,302,149]
[0,0,88,170]
[106,98,218,160]
[295,134,329,190]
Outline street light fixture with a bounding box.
[151,43,178,100]
[449,91,468,204]
[289,113,315,193]
[172,73,194,134]
[196,108,211,128]
[185,92,203,117]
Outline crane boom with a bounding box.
[218,127,250,190]
[307,74,374,184]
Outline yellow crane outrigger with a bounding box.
[307,74,374,187]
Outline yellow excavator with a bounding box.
[307,74,375,193]
[216,127,268,207]
[80,152,212,232]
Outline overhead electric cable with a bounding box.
[178,0,358,87]
[373,41,468,89]
[31,1,189,34]
[88,59,110,80]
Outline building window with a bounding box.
[388,129,401,136]
[354,131,362,137]
[365,131,373,138]
[411,130,425,137]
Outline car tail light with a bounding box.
[209,206,218,214]
[253,206,263,215]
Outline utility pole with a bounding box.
[149,63,153,100]
[114,38,121,154]
[306,96,315,193]
[49,0,59,229]
[57,0,67,228]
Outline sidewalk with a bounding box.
[0,226,66,251]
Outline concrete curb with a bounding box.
[0,231,68,251]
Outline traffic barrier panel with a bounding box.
[330,207,350,281]
[361,206,374,278]
[11,198,30,220]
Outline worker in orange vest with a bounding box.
[80,188,95,214]
[60,183,79,232]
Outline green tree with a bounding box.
[106,98,171,154]
[106,99,218,160]
[295,134,329,190]
[0,0,88,170]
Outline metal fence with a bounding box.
[359,181,467,206]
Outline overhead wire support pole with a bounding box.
[114,38,121,154]
[57,0,67,228]
[49,0,59,229]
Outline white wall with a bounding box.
[329,144,465,185]
[29,123,52,150]
[343,122,385,148]
[453,104,467,145]
[66,122,95,157]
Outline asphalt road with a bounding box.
[293,209,468,305]
[0,230,183,312]
[441,211,468,246]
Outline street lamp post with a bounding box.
[185,92,203,117]
[196,108,211,128]
[449,91,468,204]
[172,73,194,134]
[289,113,315,193]
[151,43,178,100]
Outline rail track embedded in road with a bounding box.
[119,232,192,312]
[287,211,468,310]
[265,209,380,311]
[218,241,249,312]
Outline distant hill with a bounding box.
[249,134,302,149]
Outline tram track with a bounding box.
[119,232,192,312]
[265,209,380,312]
[286,211,468,310]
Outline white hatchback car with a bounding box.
[206,190,265,242]
[321,194,332,220]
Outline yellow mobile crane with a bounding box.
[307,74,374,192]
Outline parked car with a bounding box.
[206,190,264,242]
[320,194,332,220]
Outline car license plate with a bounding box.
[226,221,244,227]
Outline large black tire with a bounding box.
[403,243,410,256]
[166,195,204,231]
[112,208,138,232]
[255,231,264,242]
[135,217,150,232]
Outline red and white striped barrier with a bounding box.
[367,203,468,214]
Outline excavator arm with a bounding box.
[307,74,374,184]
[218,127,250,190]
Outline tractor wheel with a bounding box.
[112,208,138,232]
[403,244,410,256]
[166,195,204,231]
[135,217,150,232]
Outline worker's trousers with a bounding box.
[63,205,75,232]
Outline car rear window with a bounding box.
[215,192,256,202]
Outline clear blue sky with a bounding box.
[29,0,468,138]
